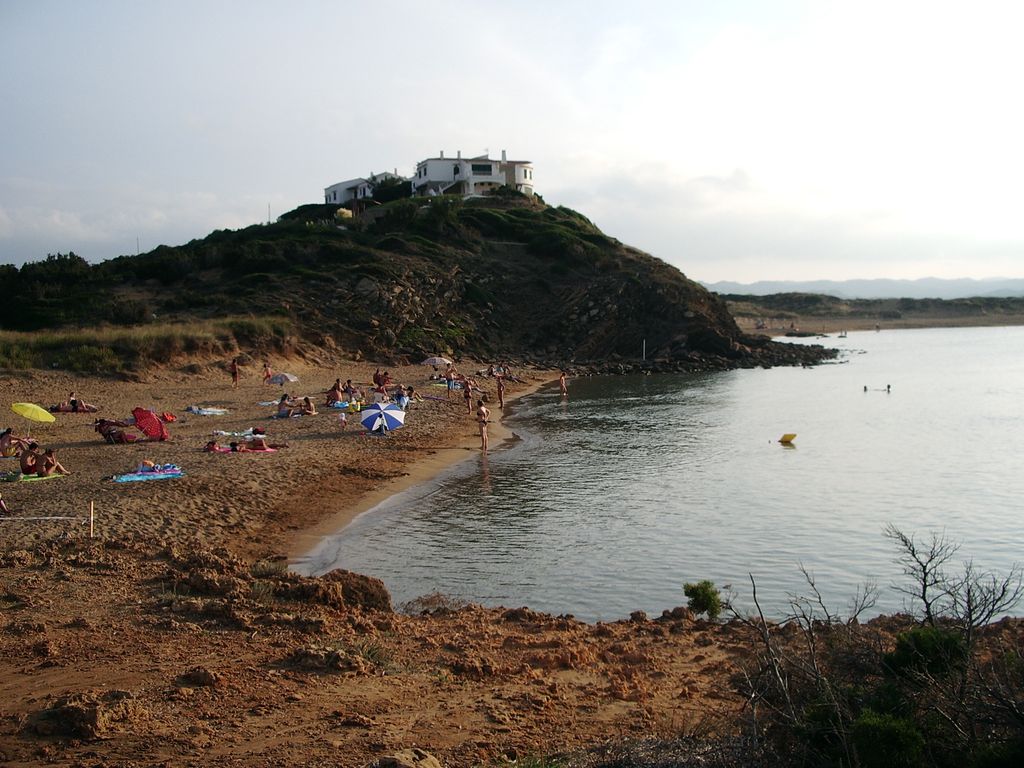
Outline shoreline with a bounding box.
[286,374,553,567]
[735,314,1024,337]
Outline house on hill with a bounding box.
[411,150,534,198]
[324,171,404,205]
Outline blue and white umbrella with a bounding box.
[359,403,406,434]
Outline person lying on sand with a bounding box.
[36,448,70,477]
[50,391,99,413]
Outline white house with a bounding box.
[410,150,534,198]
[324,171,404,205]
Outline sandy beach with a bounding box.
[0,358,547,558]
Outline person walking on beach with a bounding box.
[445,363,456,400]
[230,357,241,389]
[262,361,274,385]
[476,399,491,454]
[559,370,568,398]
[463,377,474,414]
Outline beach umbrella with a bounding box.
[359,403,406,434]
[420,356,452,367]
[132,407,170,441]
[269,372,299,385]
[11,402,56,424]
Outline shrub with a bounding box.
[683,580,722,620]
[61,345,123,373]
[851,709,925,768]
[884,626,968,680]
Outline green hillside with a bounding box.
[0,194,832,371]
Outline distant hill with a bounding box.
[702,277,1024,300]
[0,195,831,371]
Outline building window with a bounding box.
[471,163,492,174]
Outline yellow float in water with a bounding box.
[778,433,797,444]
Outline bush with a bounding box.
[884,626,968,680]
[851,709,925,768]
[683,580,722,620]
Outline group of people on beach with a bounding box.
[1,430,71,479]
[274,394,318,418]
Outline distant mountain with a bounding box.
[701,277,1024,300]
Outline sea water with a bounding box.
[296,326,1024,622]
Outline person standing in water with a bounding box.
[476,399,491,454]
[559,370,568,398]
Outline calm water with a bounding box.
[296,326,1024,621]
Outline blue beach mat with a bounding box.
[112,465,185,483]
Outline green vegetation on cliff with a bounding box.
[0,195,827,371]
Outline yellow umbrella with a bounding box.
[11,402,56,424]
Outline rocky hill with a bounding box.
[0,194,832,371]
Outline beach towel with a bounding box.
[185,405,229,416]
[0,471,66,483]
[212,428,265,438]
[112,464,184,483]
[328,401,350,409]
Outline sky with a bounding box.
[2,0,1024,283]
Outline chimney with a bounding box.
[501,149,507,162]
[457,150,461,159]
[440,150,444,159]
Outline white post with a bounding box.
[89,501,94,538]
[642,339,646,361]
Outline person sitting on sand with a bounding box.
[36,448,70,477]
[19,442,40,475]
[0,427,28,458]
[298,396,317,416]
[275,394,298,418]
[0,491,9,515]
[94,419,140,444]
[325,379,344,406]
